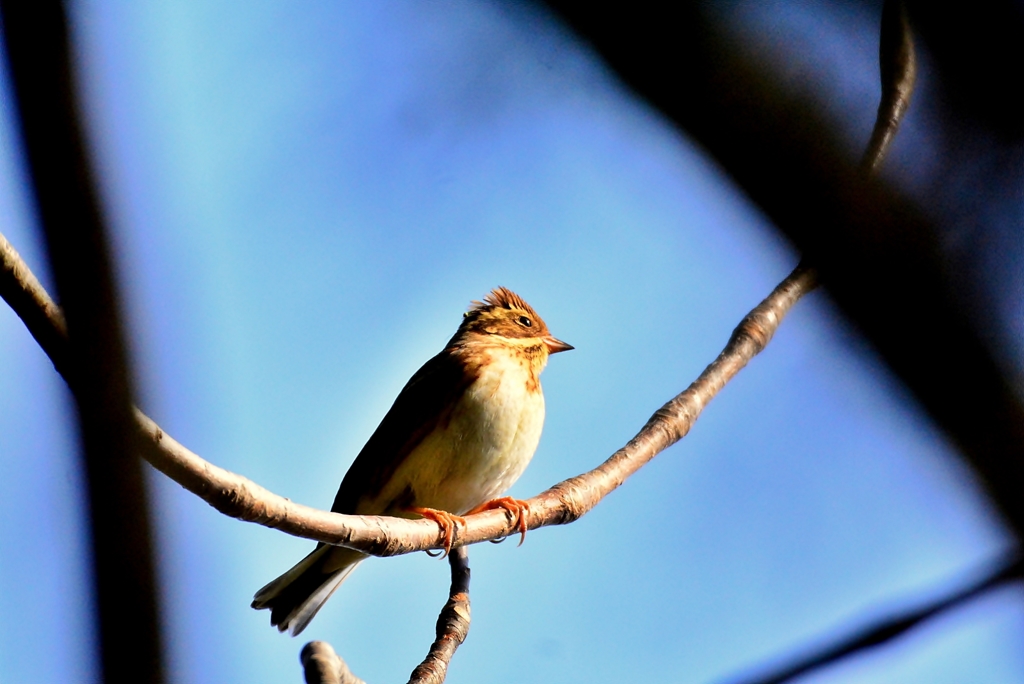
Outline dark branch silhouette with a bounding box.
[0,3,164,683]
[719,554,1023,684]
[544,0,1024,544]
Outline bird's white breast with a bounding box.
[374,347,546,515]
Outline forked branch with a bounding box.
[299,547,471,684]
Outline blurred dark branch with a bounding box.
[540,5,1024,679]
[719,553,1024,684]
[0,3,164,683]
[906,0,1024,138]
[300,547,472,684]
[541,0,1024,540]
[0,226,816,556]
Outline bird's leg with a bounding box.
[406,507,466,557]
[465,497,531,546]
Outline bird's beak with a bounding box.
[543,336,574,354]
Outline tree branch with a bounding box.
[407,546,472,684]
[0,228,816,555]
[301,642,366,684]
[0,232,68,372]
[299,547,472,684]
[862,0,917,174]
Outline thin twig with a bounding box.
[299,547,471,684]
[862,0,917,174]
[718,554,1024,684]
[0,230,817,556]
[0,232,68,372]
[407,546,472,684]
[0,3,164,683]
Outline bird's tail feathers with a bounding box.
[252,545,365,636]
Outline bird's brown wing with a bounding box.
[330,348,478,515]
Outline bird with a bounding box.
[251,286,573,635]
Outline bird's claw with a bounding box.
[407,506,466,557]
[466,496,531,546]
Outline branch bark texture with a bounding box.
[0,229,816,555]
[301,642,366,684]
[862,0,917,174]
[407,546,472,684]
[299,547,472,684]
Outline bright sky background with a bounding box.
[1,2,1022,683]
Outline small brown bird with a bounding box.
[252,287,572,635]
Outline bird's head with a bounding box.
[450,287,573,357]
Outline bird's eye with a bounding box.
[518,316,532,327]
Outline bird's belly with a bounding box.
[376,362,545,515]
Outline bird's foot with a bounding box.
[466,497,531,546]
[407,507,466,557]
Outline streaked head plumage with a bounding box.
[451,287,573,354]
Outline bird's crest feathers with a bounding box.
[468,286,539,318]
[452,287,552,346]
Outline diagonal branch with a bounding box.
[0,229,816,555]
[0,232,68,372]
[718,553,1024,684]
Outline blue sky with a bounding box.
[1,2,1022,683]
